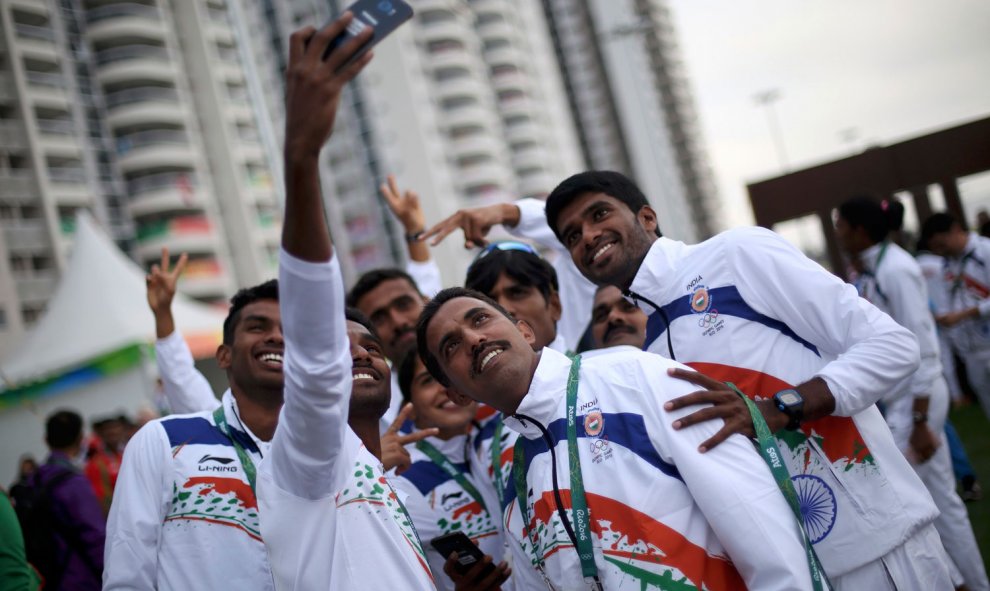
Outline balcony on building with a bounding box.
[1,217,49,254]
[104,85,184,129]
[94,42,175,87]
[0,168,34,201]
[13,19,57,62]
[450,133,501,161]
[36,117,81,154]
[0,119,28,149]
[435,74,488,104]
[475,15,517,45]
[23,66,69,106]
[504,118,542,145]
[176,256,230,299]
[417,17,472,48]
[516,169,556,198]
[459,161,509,194]
[115,127,194,173]
[134,215,219,261]
[47,159,93,206]
[86,2,165,43]
[441,103,499,131]
[255,209,281,246]
[14,270,59,305]
[482,43,525,70]
[126,171,203,218]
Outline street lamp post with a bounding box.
[753,89,789,173]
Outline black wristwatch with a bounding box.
[772,389,804,431]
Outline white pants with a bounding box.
[831,524,954,590]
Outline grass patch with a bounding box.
[948,403,989,565]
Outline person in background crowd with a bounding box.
[976,209,990,239]
[256,19,438,588]
[84,415,126,516]
[34,411,105,591]
[915,235,984,503]
[418,288,817,590]
[923,211,990,420]
[465,243,565,353]
[391,351,509,591]
[0,487,40,591]
[590,284,648,350]
[8,457,36,498]
[836,196,988,591]
[544,170,948,589]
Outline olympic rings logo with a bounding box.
[589,438,609,452]
[697,308,719,328]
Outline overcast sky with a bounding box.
[667,0,990,230]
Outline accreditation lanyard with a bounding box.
[726,383,829,591]
[512,355,599,584]
[212,406,258,494]
[415,439,489,515]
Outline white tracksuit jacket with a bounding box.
[393,434,506,591]
[501,347,815,590]
[627,227,936,578]
[257,251,435,590]
[104,390,275,590]
[940,232,990,354]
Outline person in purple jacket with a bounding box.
[33,410,105,590]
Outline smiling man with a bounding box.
[416,287,818,590]
[105,279,282,590]
[543,169,949,590]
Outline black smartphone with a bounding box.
[429,532,496,577]
[321,0,414,62]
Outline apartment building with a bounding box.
[541,0,720,241]
[0,0,281,354]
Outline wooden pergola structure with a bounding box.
[747,116,990,279]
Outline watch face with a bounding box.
[778,391,801,406]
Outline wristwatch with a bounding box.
[912,411,928,424]
[772,389,804,431]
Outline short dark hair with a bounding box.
[838,196,889,243]
[347,268,421,308]
[223,280,279,345]
[416,287,515,387]
[344,306,380,340]
[884,199,905,233]
[921,212,965,242]
[545,171,663,241]
[466,249,558,302]
[396,349,420,405]
[46,410,83,449]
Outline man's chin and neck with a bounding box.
[230,378,285,411]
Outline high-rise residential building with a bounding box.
[541,0,720,241]
[364,0,585,283]
[0,0,281,355]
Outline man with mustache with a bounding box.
[544,170,949,589]
[590,284,648,350]
[417,287,818,590]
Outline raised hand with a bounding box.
[421,203,520,249]
[380,403,438,474]
[282,15,374,262]
[146,248,188,338]
[381,175,425,235]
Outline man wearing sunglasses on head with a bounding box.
[423,199,596,355]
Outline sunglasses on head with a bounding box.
[472,241,539,264]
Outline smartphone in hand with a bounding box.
[322,0,414,62]
[430,532,496,577]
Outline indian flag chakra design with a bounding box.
[513,489,744,591]
[336,459,431,572]
[166,476,261,541]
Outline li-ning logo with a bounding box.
[198,454,238,473]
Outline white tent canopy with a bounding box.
[0,212,226,389]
